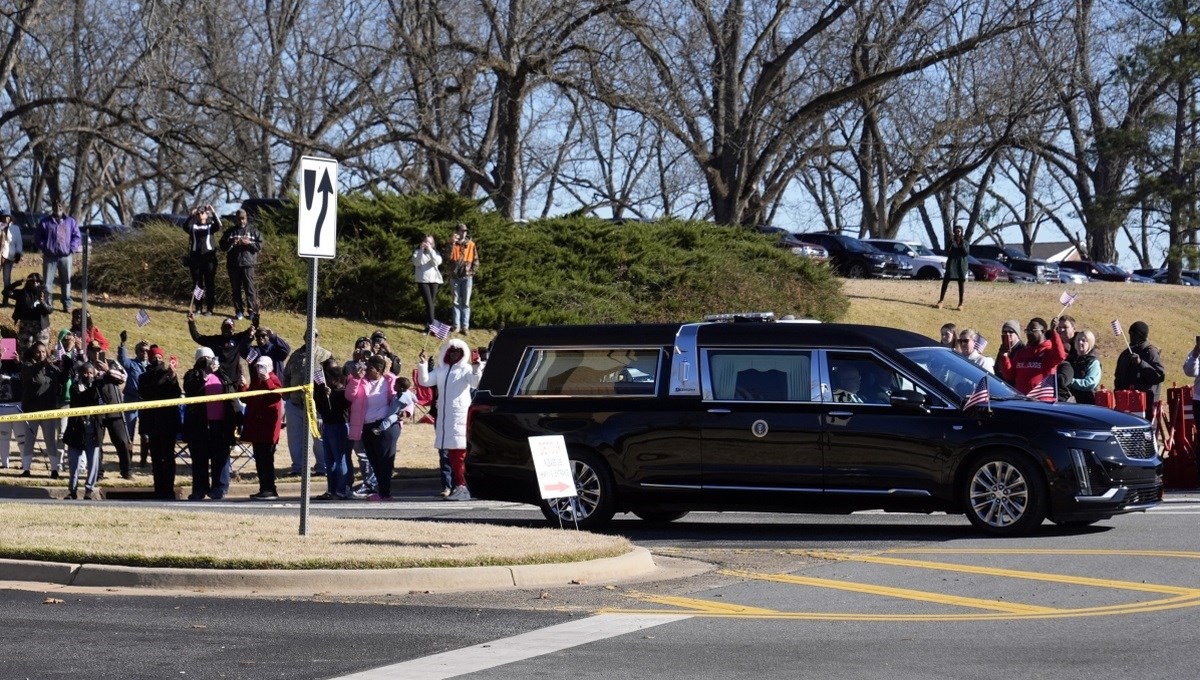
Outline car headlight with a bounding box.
[1056,429,1113,441]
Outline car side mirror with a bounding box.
[889,390,929,412]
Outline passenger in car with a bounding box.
[831,365,864,403]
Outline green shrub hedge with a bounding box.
[89,193,847,325]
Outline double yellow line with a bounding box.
[606,549,1200,621]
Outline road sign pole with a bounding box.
[299,255,318,536]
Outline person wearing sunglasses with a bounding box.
[955,328,994,374]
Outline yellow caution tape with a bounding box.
[0,385,324,440]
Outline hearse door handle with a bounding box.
[707,408,732,414]
[828,411,854,418]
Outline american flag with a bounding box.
[135,309,151,327]
[1059,290,1078,307]
[1111,319,1122,337]
[193,285,205,301]
[1027,373,1057,402]
[962,376,990,411]
[429,319,452,340]
[313,366,326,385]
[975,334,988,352]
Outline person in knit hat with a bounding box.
[995,319,1024,371]
[1114,321,1165,421]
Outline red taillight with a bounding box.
[466,403,493,442]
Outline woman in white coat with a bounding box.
[417,337,481,500]
[0,212,24,307]
[411,234,443,331]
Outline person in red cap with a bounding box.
[138,345,181,499]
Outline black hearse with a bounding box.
[466,317,1162,536]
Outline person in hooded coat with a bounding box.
[1067,330,1102,404]
[1114,321,1166,421]
[417,337,482,501]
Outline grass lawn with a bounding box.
[0,502,630,569]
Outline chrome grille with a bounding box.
[1113,427,1155,459]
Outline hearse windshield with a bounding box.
[900,347,1024,402]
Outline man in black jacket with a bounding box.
[139,346,181,499]
[1114,321,1167,421]
[19,341,65,478]
[219,210,262,321]
[12,273,51,356]
[187,313,254,386]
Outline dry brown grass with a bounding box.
[0,502,629,569]
[840,278,1200,389]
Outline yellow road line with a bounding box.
[622,591,781,616]
[718,569,1059,614]
[793,550,1200,596]
[884,548,1200,560]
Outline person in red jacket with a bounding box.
[241,356,283,500]
[996,316,1067,394]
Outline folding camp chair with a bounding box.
[411,368,435,424]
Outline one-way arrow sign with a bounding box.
[298,156,338,258]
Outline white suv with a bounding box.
[867,239,958,280]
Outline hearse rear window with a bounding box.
[514,348,661,396]
[706,349,816,402]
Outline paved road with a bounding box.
[4,496,1199,679]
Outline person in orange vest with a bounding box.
[447,223,480,335]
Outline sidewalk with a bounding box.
[0,474,447,501]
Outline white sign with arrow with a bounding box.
[298,156,338,258]
[528,435,577,500]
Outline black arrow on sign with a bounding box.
[313,169,333,248]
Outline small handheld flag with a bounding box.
[429,319,452,340]
[963,376,990,411]
[135,309,151,327]
[1059,290,1077,307]
[193,285,205,301]
[313,366,326,385]
[1111,319,1122,337]
[1027,373,1057,403]
[974,334,989,352]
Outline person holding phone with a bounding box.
[934,225,969,311]
[185,205,221,316]
[139,345,181,499]
[182,347,236,500]
[411,234,443,331]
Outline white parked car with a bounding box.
[866,239,970,280]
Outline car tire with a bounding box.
[540,450,617,530]
[917,267,941,280]
[631,510,689,523]
[962,452,1047,536]
[846,262,867,278]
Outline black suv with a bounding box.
[793,232,909,278]
[467,318,1162,536]
[968,244,1059,283]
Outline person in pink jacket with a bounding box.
[345,354,405,501]
[417,338,482,501]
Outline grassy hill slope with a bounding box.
[840,278,1198,390]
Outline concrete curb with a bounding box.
[0,546,658,595]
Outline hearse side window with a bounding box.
[706,349,816,402]
[826,352,931,405]
[514,348,661,397]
